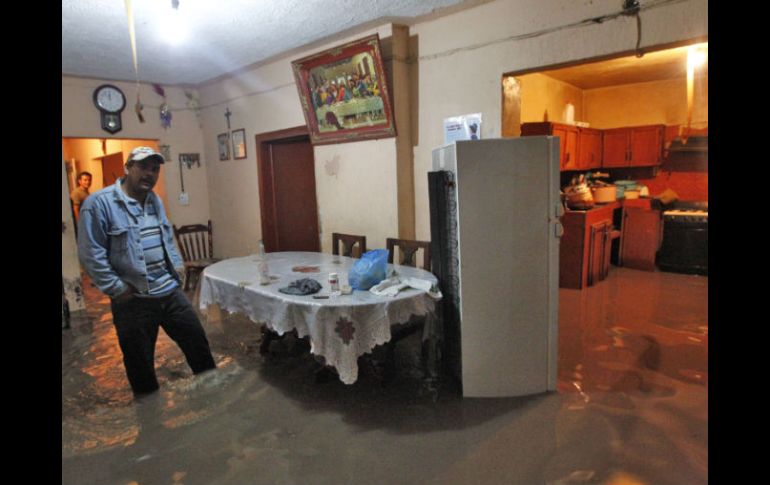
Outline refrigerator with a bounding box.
[429,137,561,397]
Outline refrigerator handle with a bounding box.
[552,203,564,238]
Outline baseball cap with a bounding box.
[126,146,165,165]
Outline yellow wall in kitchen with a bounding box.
[518,73,585,126]
[584,74,708,129]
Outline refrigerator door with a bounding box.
[431,137,560,397]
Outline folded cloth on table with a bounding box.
[369,276,442,300]
[278,278,322,295]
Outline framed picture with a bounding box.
[217,133,230,161]
[291,34,396,145]
[232,129,247,159]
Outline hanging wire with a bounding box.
[124,0,145,122]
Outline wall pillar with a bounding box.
[392,24,416,240]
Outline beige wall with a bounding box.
[518,73,585,125]
[410,0,707,240]
[584,74,708,129]
[197,25,397,258]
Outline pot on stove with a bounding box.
[591,184,616,203]
[563,183,594,210]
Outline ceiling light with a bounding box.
[160,0,188,45]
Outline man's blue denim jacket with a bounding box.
[77,180,184,298]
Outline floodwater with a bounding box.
[62,267,707,485]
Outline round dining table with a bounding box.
[199,251,440,385]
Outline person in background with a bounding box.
[70,171,92,222]
[77,147,216,397]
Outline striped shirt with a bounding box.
[135,198,179,297]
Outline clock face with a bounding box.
[94,85,126,113]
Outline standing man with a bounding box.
[70,171,92,222]
[77,147,216,397]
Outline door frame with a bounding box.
[255,125,316,252]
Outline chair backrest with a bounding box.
[332,232,367,258]
[173,220,214,262]
[386,238,432,271]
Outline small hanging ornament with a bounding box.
[184,90,201,126]
[135,91,145,123]
[153,83,171,129]
[160,103,172,129]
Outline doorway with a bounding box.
[62,138,167,206]
[256,126,320,253]
[61,137,166,315]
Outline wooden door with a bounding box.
[630,125,663,166]
[257,127,320,253]
[588,220,610,286]
[101,152,124,187]
[602,129,629,167]
[620,208,661,270]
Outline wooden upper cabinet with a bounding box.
[553,125,578,170]
[576,127,602,170]
[602,128,629,167]
[602,125,664,168]
[521,122,578,170]
[630,125,664,166]
[523,122,664,170]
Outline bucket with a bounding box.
[624,189,641,200]
[615,180,637,199]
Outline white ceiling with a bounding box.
[62,0,483,86]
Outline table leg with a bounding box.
[421,336,440,401]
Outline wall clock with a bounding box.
[93,84,126,134]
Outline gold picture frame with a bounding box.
[291,34,396,145]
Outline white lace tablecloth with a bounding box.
[199,252,439,384]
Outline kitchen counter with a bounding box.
[560,198,656,289]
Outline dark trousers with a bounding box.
[110,288,216,394]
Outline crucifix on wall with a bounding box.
[225,107,232,131]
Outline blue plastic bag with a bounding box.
[348,249,389,290]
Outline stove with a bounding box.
[657,203,708,275]
[662,209,708,223]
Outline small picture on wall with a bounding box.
[217,133,230,161]
[232,129,246,159]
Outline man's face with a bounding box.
[124,158,161,194]
[78,175,92,189]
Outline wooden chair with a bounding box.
[173,220,220,291]
[372,238,436,387]
[332,232,367,258]
[386,238,432,271]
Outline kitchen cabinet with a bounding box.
[559,203,617,289]
[520,122,578,170]
[619,202,661,271]
[602,125,665,168]
[576,127,602,170]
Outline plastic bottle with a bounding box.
[563,103,575,124]
[329,272,340,296]
[257,240,270,285]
